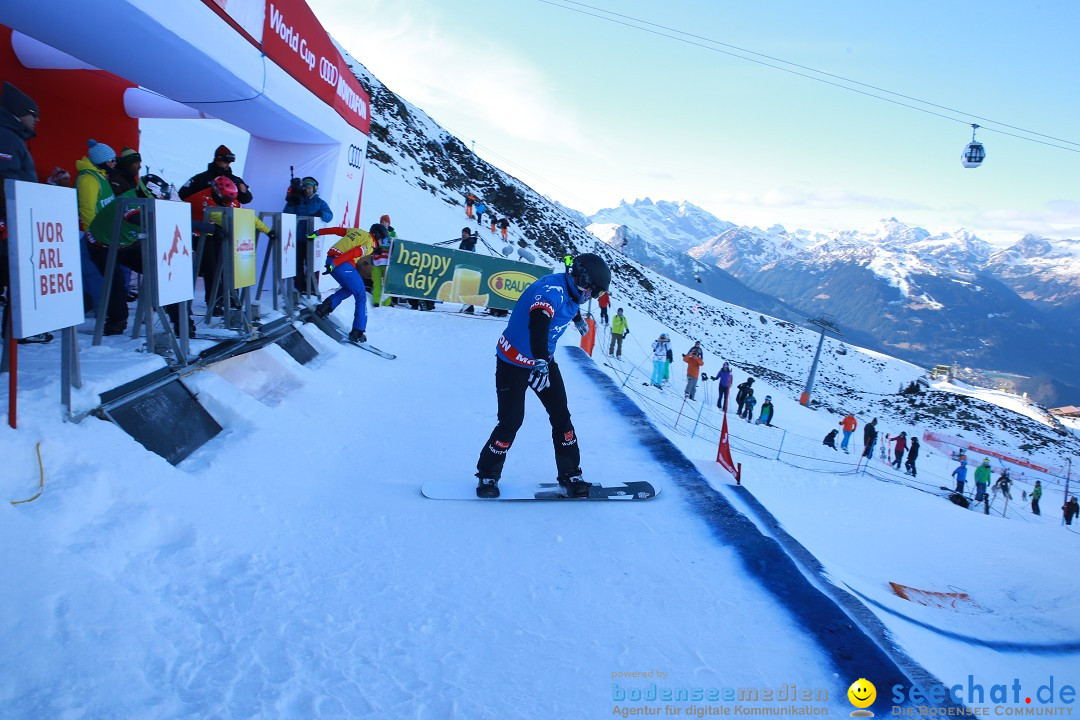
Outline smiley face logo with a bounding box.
[848,678,876,716]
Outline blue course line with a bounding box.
[566,347,964,715]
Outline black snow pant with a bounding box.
[476,358,580,481]
[1032,498,1041,515]
[892,449,904,469]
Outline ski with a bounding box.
[302,306,396,359]
[421,480,659,501]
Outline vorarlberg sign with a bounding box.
[4,179,83,338]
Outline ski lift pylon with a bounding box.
[962,124,986,168]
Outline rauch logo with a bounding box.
[488,272,538,301]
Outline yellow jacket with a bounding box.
[75,156,112,232]
[318,227,374,267]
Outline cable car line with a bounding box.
[538,0,1080,153]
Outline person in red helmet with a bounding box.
[179,144,253,205]
[184,175,273,312]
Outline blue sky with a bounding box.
[309,0,1079,245]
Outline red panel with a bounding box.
[0,26,138,183]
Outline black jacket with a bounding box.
[179,162,253,204]
[0,111,37,257]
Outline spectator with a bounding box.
[887,431,908,470]
[714,362,733,412]
[311,226,376,343]
[0,81,52,344]
[823,429,838,450]
[368,214,393,308]
[75,139,118,328]
[735,377,755,417]
[465,193,476,219]
[597,290,610,325]
[904,436,920,477]
[1063,496,1079,526]
[184,175,274,314]
[683,343,704,401]
[89,154,189,338]
[45,166,71,186]
[1031,480,1042,515]
[862,418,878,460]
[475,200,487,227]
[457,226,476,251]
[179,144,252,205]
[498,217,510,242]
[284,176,332,293]
[490,214,497,235]
[840,413,858,453]
[650,333,670,388]
[973,458,992,503]
[951,459,968,494]
[756,395,774,426]
[741,389,757,422]
[609,307,628,358]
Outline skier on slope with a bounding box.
[474,254,611,498]
[951,459,968,494]
[973,458,992,503]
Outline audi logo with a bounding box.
[347,144,365,169]
[319,57,339,86]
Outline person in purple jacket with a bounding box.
[714,361,733,412]
[475,254,611,498]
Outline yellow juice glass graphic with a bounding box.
[450,265,482,301]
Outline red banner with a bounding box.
[716,414,738,479]
[260,0,371,134]
[921,430,1062,477]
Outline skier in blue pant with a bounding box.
[475,253,611,498]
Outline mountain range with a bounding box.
[587,203,1080,405]
[344,42,1077,407]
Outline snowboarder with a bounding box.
[840,413,857,453]
[735,377,755,417]
[756,396,774,427]
[823,429,838,450]
[904,437,920,477]
[609,308,628,357]
[952,459,968,494]
[650,334,670,388]
[312,225,376,344]
[715,362,733,413]
[973,458,992,503]
[862,418,878,460]
[474,253,611,498]
[683,343,704,400]
[887,432,908,470]
[1064,496,1079,526]
[1031,480,1042,515]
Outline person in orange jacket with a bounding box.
[683,342,705,401]
[597,290,611,325]
[839,413,858,453]
[312,226,375,343]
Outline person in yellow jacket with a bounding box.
[312,226,375,343]
[75,139,117,320]
[609,307,629,358]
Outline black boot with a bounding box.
[558,471,591,498]
[348,329,366,344]
[315,298,333,318]
[476,475,500,498]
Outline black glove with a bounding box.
[323,263,334,275]
[529,359,551,392]
[623,330,629,337]
[574,317,588,336]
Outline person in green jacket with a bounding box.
[1031,480,1042,515]
[609,307,629,357]
[973,458,992,502]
